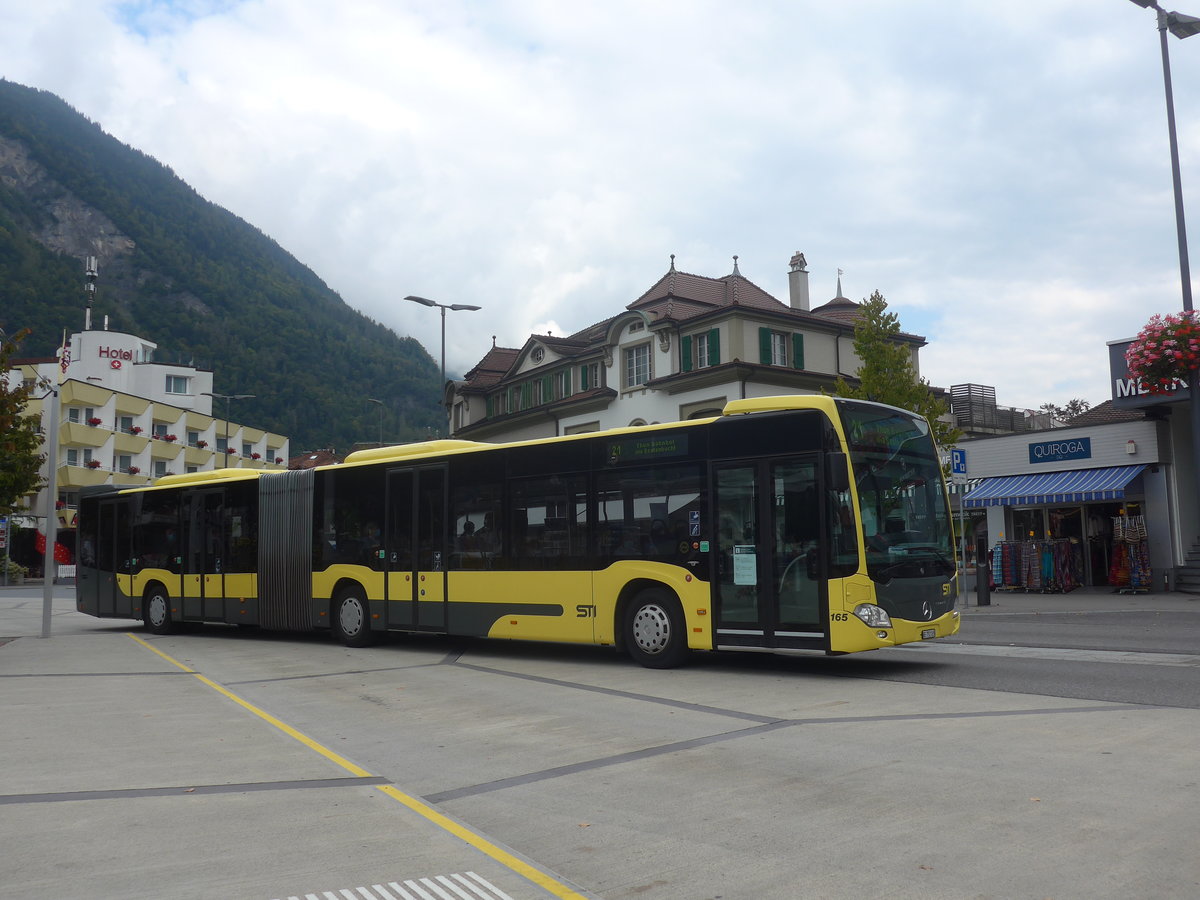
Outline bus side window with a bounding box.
[450,482,502,570]
[510,474,586,570]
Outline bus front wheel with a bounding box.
[624,589,688,669]
[332,586,376,648]
[144,584,175,635]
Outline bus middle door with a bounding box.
[182,489,225,622]
[385,466,447,631]
[385,469,414,627]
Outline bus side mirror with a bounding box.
[827,452,849,493]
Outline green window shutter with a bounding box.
[681,335,693,372]
[486,396,494,418]
[580,365,589,390]
[759,327,772,364]
[522,382,532,408]
[709,328,721,365]
[543,374,553,402]
[792,333,805,370]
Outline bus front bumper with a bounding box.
[889,608,961,645]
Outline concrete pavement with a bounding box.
[957,583,1200,615]
[0,584,597,900]
[4,583,1200,899]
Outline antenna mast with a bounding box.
[84,256,98,330]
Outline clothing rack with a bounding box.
[1109,515,1151,594]
[991,539,1081,593]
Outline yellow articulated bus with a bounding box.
[76,396,960,667]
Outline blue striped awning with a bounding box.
[962,465,1147,508]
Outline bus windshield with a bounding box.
[838,402,955,609]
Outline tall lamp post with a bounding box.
[202,392,255,468]
[403,295,482,414]
[366,397,384,447]
[1129,1,1200,536]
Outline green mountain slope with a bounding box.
[0,79,444,451]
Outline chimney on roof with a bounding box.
[788,251,810,311]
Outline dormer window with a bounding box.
[628,321,645,334]
[532,346,545,363]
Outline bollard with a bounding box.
[975,538,990,606]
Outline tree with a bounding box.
[0,328,46,514]
[833,290,963,449]
[1039,398,1092,422]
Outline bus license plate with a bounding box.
[921,628,936,640]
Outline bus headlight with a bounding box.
[853,604,892,629]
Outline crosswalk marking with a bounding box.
[276,871,515,900]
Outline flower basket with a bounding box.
[164,434,177,442]
[226,447,237,455]
[127,466,140,475]
[85,460,102,469]
[130,426,143,435]
[275,457,283,464]
[251,452,261,460]
[87,417,103,427]
[1125,311,1200,394]
[196,440,208,448]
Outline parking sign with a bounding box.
[950,449,967,477]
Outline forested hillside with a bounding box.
[0,79,444,451]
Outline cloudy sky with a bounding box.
[4,0,1199,411]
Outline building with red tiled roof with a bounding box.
[448,253,929,441]
[288,448,343,469]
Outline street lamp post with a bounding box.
[403,295,482,409]
[39,378,59,639]
[1130,1,1200,545]
[202,392,255,468]
[367,397,384,447]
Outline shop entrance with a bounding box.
[1002,502,1137,589]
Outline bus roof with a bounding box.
[153,468,263,488]
[327,395,856,473]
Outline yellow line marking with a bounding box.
[126,633,590,900]
[129,633,195,672]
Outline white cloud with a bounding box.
[1,0,1197,408]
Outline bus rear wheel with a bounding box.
[624,588,688,669]
[144,584,175,635]
[332,586,375,648]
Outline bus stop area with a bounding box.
[3,583,1200,899]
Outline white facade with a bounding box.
[450,256,927,441]
[8,329,289,527]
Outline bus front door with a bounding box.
[181,490,225,622]
[713,457,828,651]
[385,466,447,631]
